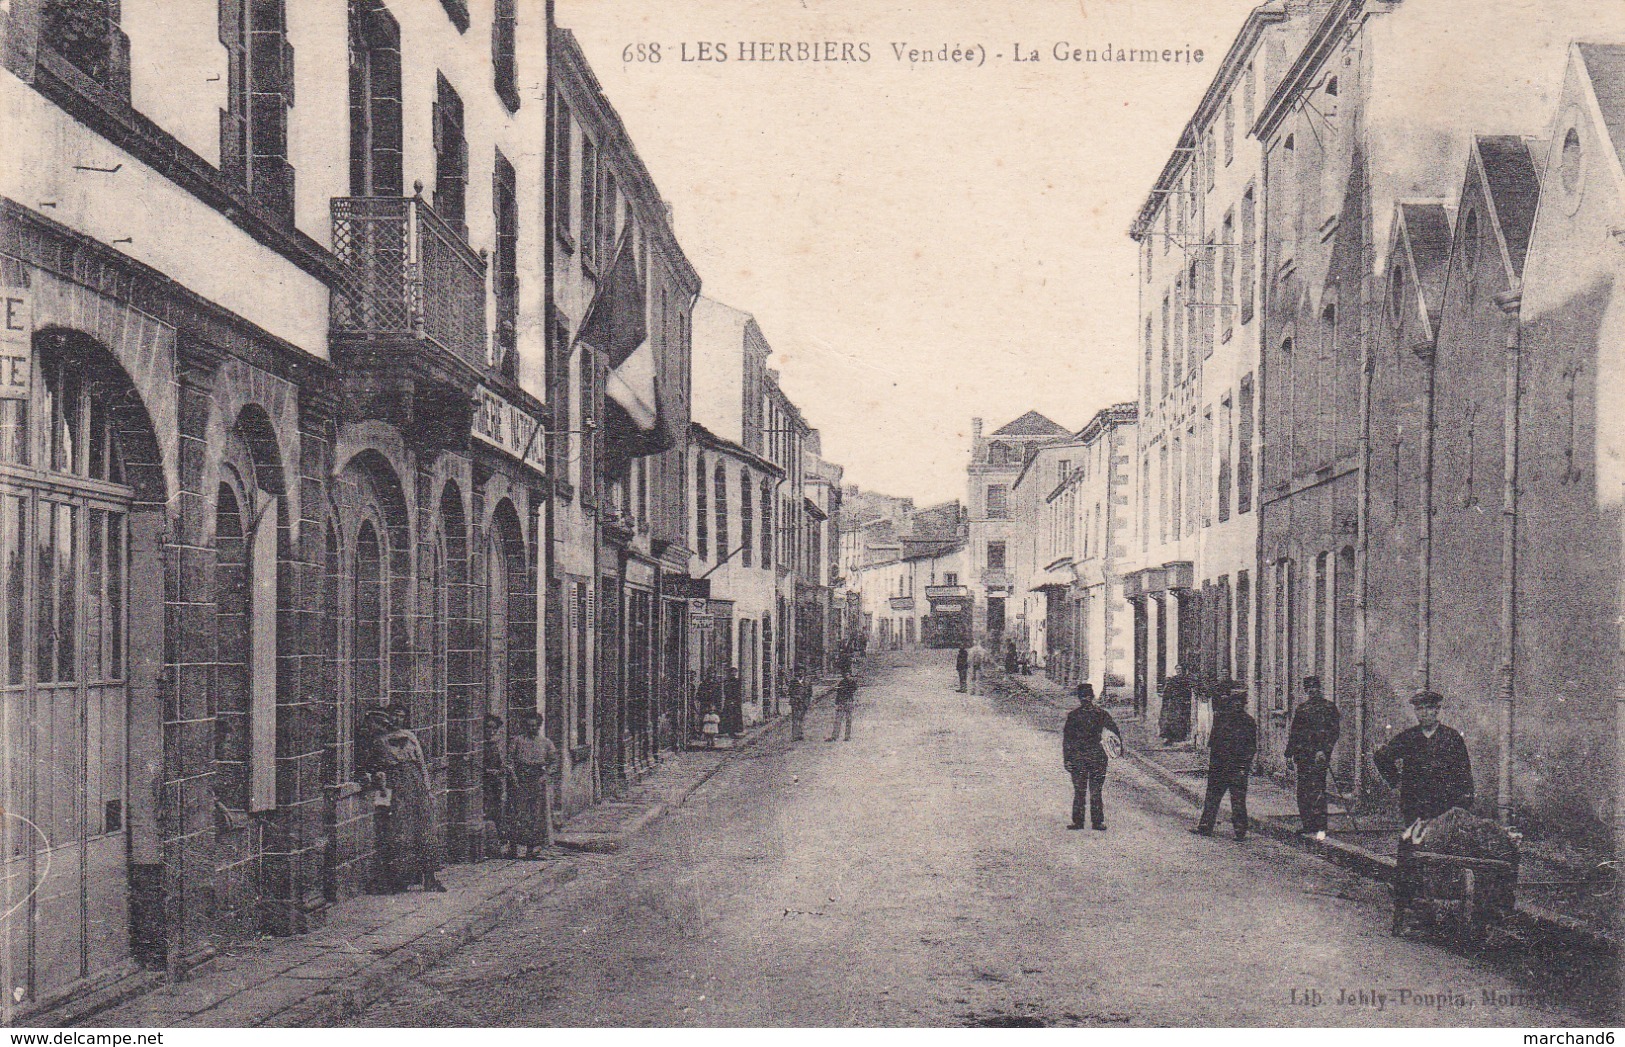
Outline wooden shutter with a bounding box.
[248,492,279,812]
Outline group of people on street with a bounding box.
[696,667,746,746]
[955,643,988,694]
[1064,668,1480,935]
[481,711,560,860]
[361,704,560,895]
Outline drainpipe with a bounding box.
[1616,477,1625,888]
[1494,287,1523,826]
[1416,342,1437,693]
[1354,287,1373,800]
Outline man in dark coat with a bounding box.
[722,667,745,737]
[956,646,970,692]
[1286,675,1342,840]
[1159,665,1194,744]
[1062,683,1120,831]
[1373,690,1475,930]
[1193,682,1257,840]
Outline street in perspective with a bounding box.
[2,0,1623,1033]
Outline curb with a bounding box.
[995,670,1619,956]
[266,861,581,1027]
[554,713,788,854]
[1119,741,1618,956]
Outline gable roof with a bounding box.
[1395,202,1453,339]
[1578,43,1625,167]
[1472,135,1542,277]
[992,410,1070,438]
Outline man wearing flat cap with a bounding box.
[1062,683,1121,831]
[1373,690,1475,931]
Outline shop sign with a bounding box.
[1,291,31,401]
[472,385,545,470]
[626,559,656,588]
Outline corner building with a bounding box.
[2,0,551,1017]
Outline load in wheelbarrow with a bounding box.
[1394,806,1519,945]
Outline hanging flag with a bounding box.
[605,337,676,464]
[577,220,677,472]
[576,224,646,368]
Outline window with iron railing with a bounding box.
[329,191,488,370]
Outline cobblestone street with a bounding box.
[342,652,1618,1028]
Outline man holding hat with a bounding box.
[1062,683,1121,831]
[1373,690,1475,931]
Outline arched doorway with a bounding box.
[212,408,291,940]
[1,329,165,1009]
[486,499,528,725]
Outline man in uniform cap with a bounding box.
[1062,683,1121,831]
[1372,690,1475,933]
[1285,675,1341,841]
[1193,681,1257,840]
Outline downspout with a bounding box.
[1416,342,1436,693]
[1494,286,1522,826]
[1354,273,1373,800]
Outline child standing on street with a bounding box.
[701,704,721,749]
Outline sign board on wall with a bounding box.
[471,385,546,470]
[1,291,32,400]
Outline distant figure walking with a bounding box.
[790,666,811,741]
[956,646,970,692]
[1062,683,1121,831]
[723,667,745,738]
[1286,675,1341,841]
[1159,664,1195,744]
[826,670,857,741]
[1193,682,1257,841]
[1004,639,1018,674]
[968,642,988,695]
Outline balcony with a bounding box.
[330,191,488,446]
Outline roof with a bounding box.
[909,500,964,541]
[902,538,964,562]
[1397,202,1453,336]
[689,422,785,477]
[991,410,1070,438]
[1470,135,1542,278]
[1129,1,1297,238]
[1579,43,1625,168]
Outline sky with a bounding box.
[557,0,1265,504]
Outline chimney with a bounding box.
[972,417,983,442]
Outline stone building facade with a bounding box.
[2,0,550,1017]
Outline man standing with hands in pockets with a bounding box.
[1286,675,1341,842]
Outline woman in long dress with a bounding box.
[505,710,557,859]
[364,709,446,892]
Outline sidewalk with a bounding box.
[995,670,1619,955]
[59,717,788,1029]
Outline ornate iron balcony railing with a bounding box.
[330,192,487,372]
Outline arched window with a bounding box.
[761,477,773,567]
[354,520,385,715]
[713,462,729,561]
[740,470,753,567]
[694,452,708,560]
